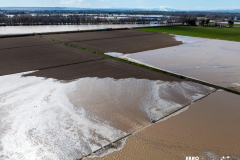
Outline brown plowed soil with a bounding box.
[1,30,182,80]
[0,44,104,76]
[0,36,55,50]
[71,33,182,54]
[44,30,182,54]
[43,30,156,43]
[25,59,182,81]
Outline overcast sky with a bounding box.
[1,0,240,10]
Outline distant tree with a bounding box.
[228,20,234,27]
[179,16,187,25]
[206,19,210,26]
[186,17,197,26]
[198,17,206,26]
[179,16,197,26]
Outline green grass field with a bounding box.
[136,26,240,42]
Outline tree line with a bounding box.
[170,12,240,21]
[0,14,180,26]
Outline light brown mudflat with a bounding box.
[87,91,240,160]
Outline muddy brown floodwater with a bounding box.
[127,39,240,90]
[87,91,240,160]
[0,72,214,159]
[67,78,214,133]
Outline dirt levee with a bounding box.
[0,44,104,76]
[0,36,55,50]
[88,91,240,160]
[43,30,156,43]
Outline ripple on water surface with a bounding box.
[0,72,214,159]
[87,91,240,160]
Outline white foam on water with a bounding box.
[0,73,126,160]
[228,83,240,92]
[140,81,183,121]
[0,72,214,159]
[104,52,124,58]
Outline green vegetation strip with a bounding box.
[135,26,240,42]
[36,34,240,95]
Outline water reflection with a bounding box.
[0,24,159,35]
[127,38,240,88]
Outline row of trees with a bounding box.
[170,12,240,21]
[198,18,210,26]
[228,20,234,27]
[198,17,235,27]
[0,14,181,26]
[179,16,198,26]
[6,14,233,27]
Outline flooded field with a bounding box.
[87,91,240,160]
[1,29,239,160]
[127,36,240,89]
[0,72,214,159]
[0,24,158,35]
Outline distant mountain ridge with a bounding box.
[0,7,83,10]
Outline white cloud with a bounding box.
[60,0,75,4]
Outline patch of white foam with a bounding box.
[140,81,183,121]
[228,83,240,92]
[104,52,124,58]
[171,34,210,44]
[0,72,126,160]
[88,136,129,158]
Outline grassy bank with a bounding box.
[136,26,240,42]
